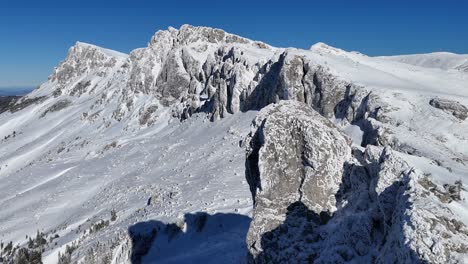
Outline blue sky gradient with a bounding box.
[1,0,467,87]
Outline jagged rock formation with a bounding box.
[244,100,352,260]
[49,42,126,96]
[32,25,387,132]
[245,101,468,264]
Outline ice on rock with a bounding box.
[245,101,468,263]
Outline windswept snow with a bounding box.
[379,52,468,72]
[74,41,128,59]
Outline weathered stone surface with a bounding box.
[244,101,352,261]
[70,80,91,97]
[430,97,468,120]
[245,101,468,263]
[155,50,191,106]
[50,42,122,92]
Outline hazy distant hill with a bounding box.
[0,87,33,96]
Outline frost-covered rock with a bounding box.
[245,101,468,263]
[429,97,468,120]
[244,101,352,262]
[49,42,127,96]
[32,25,392,138]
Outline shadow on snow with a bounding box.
[128,212,251,264]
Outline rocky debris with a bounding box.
[40,99,72,118]
[429,98,468,120]
[245,101,468,263]
[139,104,159,126]
[102,141,119,152]
[5,96,47,113]
[69,80,91,97]
[444,181,464,201]
[420,176,464,203]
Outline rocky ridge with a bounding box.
[245,101,468,263]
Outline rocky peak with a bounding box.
[49,41,128,90]
[310,42,348,55]
[149,24,253,48]
[63,41,127,65]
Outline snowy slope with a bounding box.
[0,25,467,263]
[379,52,468,72]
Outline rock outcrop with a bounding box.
[49,42,128,96]
[429,97,468,120]
[0,96,21,114]
[245,101,468,264]
[244,101,352,262]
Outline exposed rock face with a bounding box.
[40,99,72,118]
[0,96,21,113]
[244,101,352,261]
[33,25,395,149]
[108,25,388,129]
[430,97,468,120]
[50,42,126,95]
[2,96,46,113]
[245,101,468,264]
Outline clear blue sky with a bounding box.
[1,0,467,88]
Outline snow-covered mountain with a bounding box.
[0,25,467,264]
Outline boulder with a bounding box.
[430,97,468,120]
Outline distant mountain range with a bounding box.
[0,87,34,96]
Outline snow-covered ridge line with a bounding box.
[378,51,468,72]
[148,24,271,48]
[73,41,129,58]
